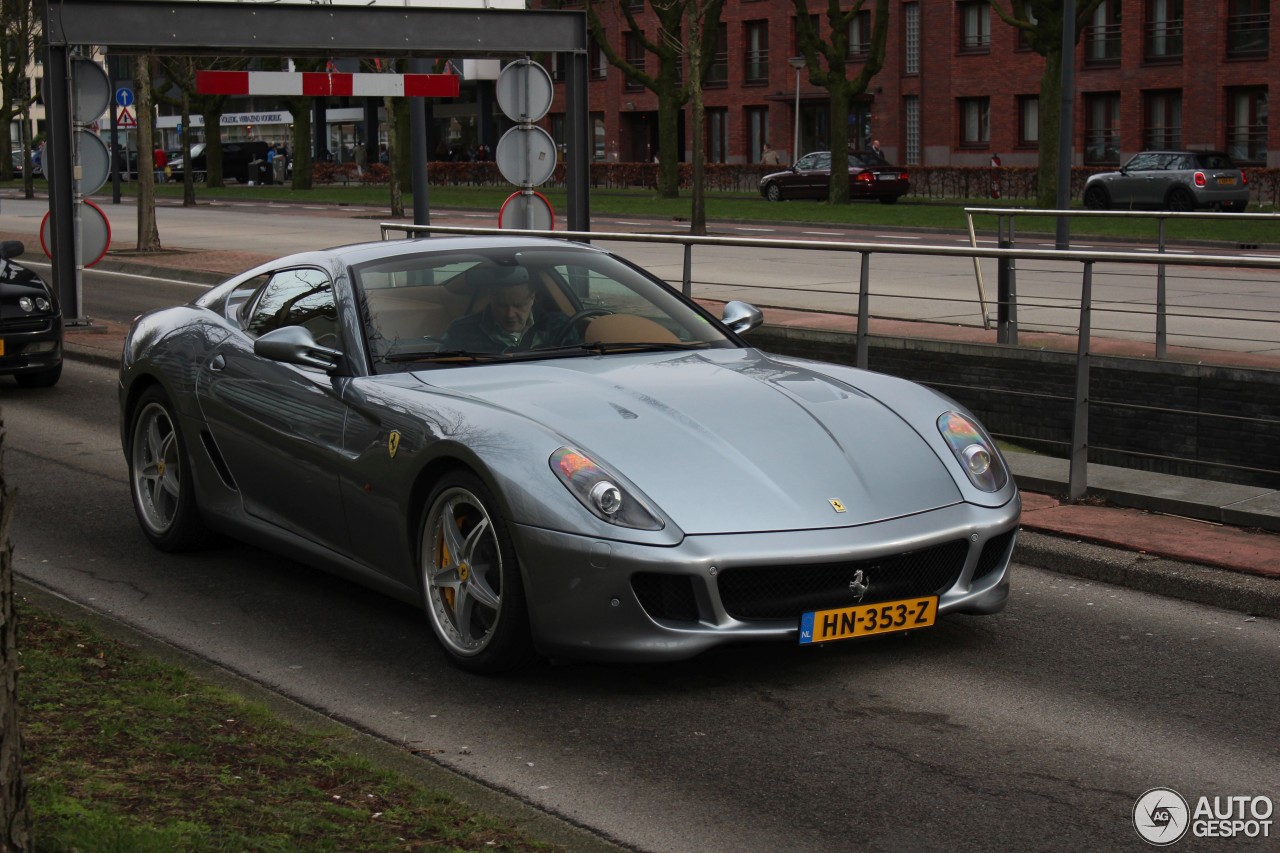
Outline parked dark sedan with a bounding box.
[0,241,63,387]
[760,151,910,203]
[1083,150,1250,212]
[169,141,272,184]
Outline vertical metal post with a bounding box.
[43,38,78,322]
[565,48,591,232]
[1155,217,1168,359]
[856,252,871,370]
[1007,217,1018,345]
[1068,261,1093,500]
[682,243,693,298]
[1055,0,1076,249]
[409,58,431,226]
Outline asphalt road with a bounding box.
[4,359,1278,852]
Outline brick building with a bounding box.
[539,1,1275,169]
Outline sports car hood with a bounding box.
[414,349,964,535]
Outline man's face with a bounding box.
[489,283,536,333]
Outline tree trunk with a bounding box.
[180,88,195,207]
[1036,48,1063,209]
[827,83,853,205]
[1,416,33,852]
[687,5,706,234]
[383,95,403,218]
[135,56,162,252]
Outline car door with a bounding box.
[195,266,352,554]
[1109,152,1162,207]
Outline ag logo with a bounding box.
[1134,787,1189,846]
[388,430,401,459]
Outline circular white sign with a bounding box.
[40,199,112,268]
[76,129,112,195]
[495,124,558,188]
[495,59,554,123]
[499,191,555,231]
[71,58,112,125]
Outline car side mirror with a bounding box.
[722,300,763,335]
[254,325,342,372]
[0,240,24,260]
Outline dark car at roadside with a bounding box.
[760,150,910,204]
[168,141,272,184]
[0,241,63,387]
[1083,150,1250,212]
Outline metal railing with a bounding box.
[380,220,1280,500]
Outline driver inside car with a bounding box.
[441,266,571,353]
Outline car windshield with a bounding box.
[353,245,738,373]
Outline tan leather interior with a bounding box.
[582,314,680,344]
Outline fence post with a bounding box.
[996,216,1019,345]
[1069,261,1093,500]
[682,242,693,298]
[856,252,871,369]
[1156,217,1168,359]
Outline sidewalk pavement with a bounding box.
[43,232,1280,619]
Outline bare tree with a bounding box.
[135,55,162,251]
[582,0,726,198]
[157,58,198,207]
[991,0,1105,207]
[1,0,44,200]
[790,0,890,205]
[1,416,33,853]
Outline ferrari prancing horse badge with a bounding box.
[388,430,401,459]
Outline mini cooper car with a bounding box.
[1083,150,1250,212]
[119,236,1019,672]
[0,240,63,387]
[760,151,910,203]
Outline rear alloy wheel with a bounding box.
[128,386,212,551]
[1083,186,1110,211]
[420,471,534,673]
[764,182,782,202]
[1166,187,1195,212]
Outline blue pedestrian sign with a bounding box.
[115,87,134,108]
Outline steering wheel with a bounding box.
[552,308,613,345]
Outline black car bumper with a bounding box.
[0,315,64,376]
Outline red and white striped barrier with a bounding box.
[196,70,459,98]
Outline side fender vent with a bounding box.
[200,430,238,491]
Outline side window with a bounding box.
[796,153,818,170]
[1125,153,1160,171]
[241,268,337,342]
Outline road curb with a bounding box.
[1014,530,1280,618]
[15,579,630,853]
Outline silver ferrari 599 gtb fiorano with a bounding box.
[120,236,1020,672]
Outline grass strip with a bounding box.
[16,598,556,852]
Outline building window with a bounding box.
[623,32,645,92]
[707,108,728,163]
[1018,96,1039,147]
[1084,1,1122,66]
[848,11,871,60]
[794,14,819,57]
[959,97,989,146]
[904,3,920,74]
[592,112,606,161]
[706,23,729,87]
[1083,92,1120,164]
[1227,0,1270,58]
[959,2,991,53]
[589,38,607,80]
[1227,87,1268,163]
[1016,6,1038,50]
[746,106,769,162]
[744,21,769,84]
[1144,0,1183,62]
[549,53,565,83]
[904,95,920,164]
[1144,90,1182,149]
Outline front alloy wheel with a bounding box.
[128,386,211,551]
[420,472,533,673]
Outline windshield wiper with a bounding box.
[532,341,714,356]
[382,349,505,363]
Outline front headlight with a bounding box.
[17,296,50,313]
[550,446,664,530]
[937,412,1008,492]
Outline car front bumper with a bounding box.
[513,496,1020,661]
[0,315,63,376]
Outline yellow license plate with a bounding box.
[0,339,5,356]
[1217,177,1236,185]
[799,596,936,644]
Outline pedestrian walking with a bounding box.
[761,143,780,165]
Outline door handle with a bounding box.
[209,353,226,371]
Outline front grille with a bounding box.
[632,573,700,623]
[973,529,1016,583]
[0,318,50,334]
[717,540,969,620]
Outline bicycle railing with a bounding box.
[380,220,1280,500]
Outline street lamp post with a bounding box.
[789,56,805,163]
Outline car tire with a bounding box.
[15,362,62,388]
[419,470,535,674]
[1166,187,1195,212]
[127,385,214,552]
[764,182,782,202]
[1083,186,1110,211]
